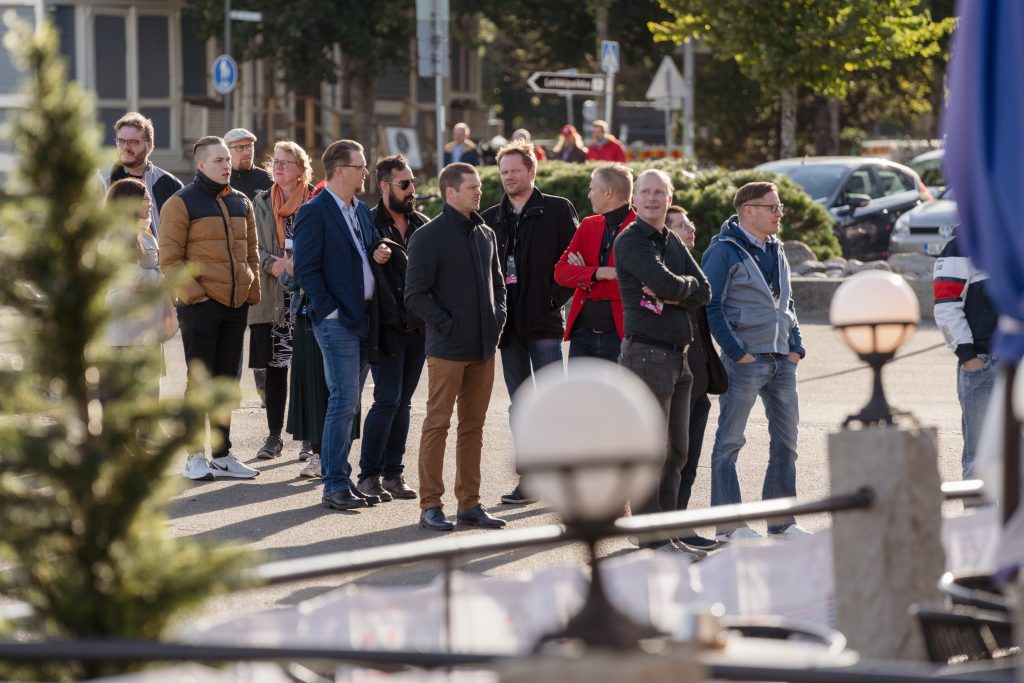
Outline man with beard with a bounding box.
[160,136,261,481]
[100,112,183,238]
[225,128,272,200]
[225,128,274,409]
[480,141,578,505]
[355,155,428,501]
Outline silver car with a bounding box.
[889,186,957,256]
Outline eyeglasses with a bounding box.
[341,164,368,172]
[272,159,298,168]
[746,203,785,214]
[229,143,255,152]
[386,178,419,191]
[115,138,145,149]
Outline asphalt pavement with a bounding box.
[163,320,965,625]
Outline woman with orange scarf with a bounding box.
[248,140,313,460]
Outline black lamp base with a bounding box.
[843,353,900,427]
[535,539,667,651]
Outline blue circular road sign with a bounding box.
[211,54,238,95]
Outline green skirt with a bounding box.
[286,311,360,443]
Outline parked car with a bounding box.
[755,156,931,261]
[889,186,958,256]
[908,148,946,195]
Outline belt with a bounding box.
[626,334,689,353]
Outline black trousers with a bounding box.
[177,298,249,458]
[677,347,711,512]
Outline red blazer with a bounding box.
[554,208,636,340]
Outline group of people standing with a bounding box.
[100,111,810,552]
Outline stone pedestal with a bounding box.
[499,643,704,683]
[829,425,945,661]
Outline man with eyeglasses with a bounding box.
[224,128,274,410]
[701,181,809,542]
[293,140,393,512]
[225,128,272,201]
[354,154,429,502]
[99,112,182,238]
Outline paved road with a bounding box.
[164,320,964,625]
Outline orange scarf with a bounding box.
[270,181,309,249]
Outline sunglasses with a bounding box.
[387,178,419,191]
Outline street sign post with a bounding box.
[527,72,606,95]
[416,0,449,176]
[600,40,619,128]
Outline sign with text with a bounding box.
[527,72,606,95]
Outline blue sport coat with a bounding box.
[293,188,376,328]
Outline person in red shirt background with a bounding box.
[585,119,627,162]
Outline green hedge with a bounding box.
[417,161,839,261]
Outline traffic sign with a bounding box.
[211,54,238,95]
[646,55,686,102]
[601,40,620,74]
[527,71,605,95]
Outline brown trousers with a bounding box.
[418,356,495,511]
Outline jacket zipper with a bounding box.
[217,196,237,306]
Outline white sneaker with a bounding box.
[299,454,321,478]
[183,453,214,481]
[771,523,813,538]
[209,453,260,479]
[715,526,764,543]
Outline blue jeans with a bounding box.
[958,354,997,478]
[710,353,800,534]
[501,336,564,400]
[312,317,369,497]
[568,329,621,363]
[358,331,427,481]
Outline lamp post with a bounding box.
[511,358,667,650]
[829,271,920,427]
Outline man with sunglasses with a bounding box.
[701,181,809,542]
[355,155,429,502]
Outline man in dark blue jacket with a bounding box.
[701,181,808,542]
[405,163,508,531]
[293,140,392,512]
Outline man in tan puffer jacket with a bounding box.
[160,135,261,481]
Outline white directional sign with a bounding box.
[527,72,606,95]
[601,40,620,74]
[646,55,686,103]
[229,9,262,22]
[211,54,238,95]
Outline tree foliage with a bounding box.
[651,0,955,157]
[0,18,249,681]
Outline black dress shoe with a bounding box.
[456,504,507,529]
[322,489,367,511]
[382,475,417,499]
[357,476,392,502]
[420,506,454,531]
[349,486,380,506]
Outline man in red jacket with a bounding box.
[554,163,634,361]
[585,120,627,162]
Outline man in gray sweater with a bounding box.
[614,169,711,556]
[405,163,508,532]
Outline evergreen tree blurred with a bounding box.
[0,15,250,681]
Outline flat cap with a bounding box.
[223,128,257,144]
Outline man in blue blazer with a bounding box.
[293,139,392,511]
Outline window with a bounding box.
[842,168,876,200]
[89,7,178,150]
[876,168,916,196]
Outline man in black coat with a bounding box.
[356,154,429,502]
[405,163,508,532]
[480,142,578,505]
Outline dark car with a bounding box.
[755,156,932,261]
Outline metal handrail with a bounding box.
[0,639,1012,682]
[254,489,876,586]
